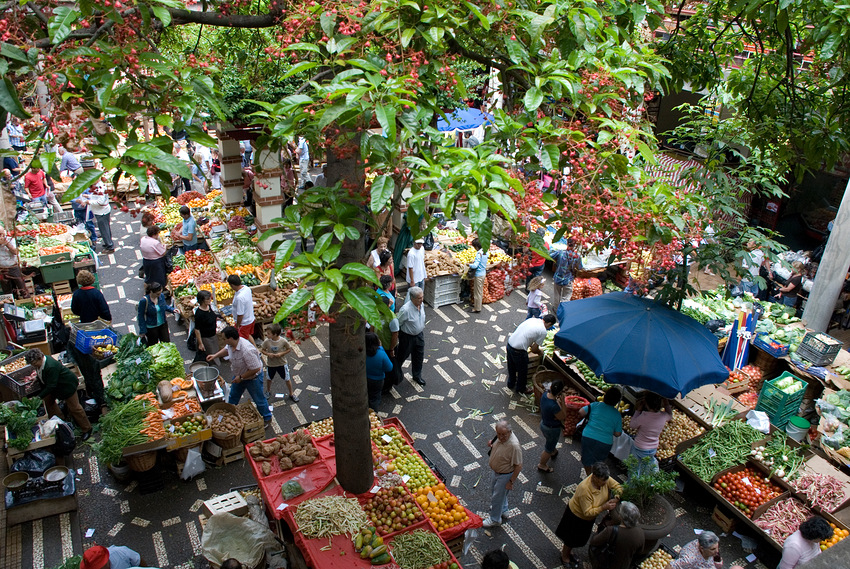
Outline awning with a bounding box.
[437,108,494,132]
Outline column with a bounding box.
[252,148,285,259]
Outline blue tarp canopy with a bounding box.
[436,108,494,132]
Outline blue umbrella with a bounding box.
[554,292,729,398]
[436,108,494,132]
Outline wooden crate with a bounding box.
[238,401,265,444]
[215,445,244,466]
[446,535,464,556]
[53,280,73,296]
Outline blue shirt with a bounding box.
[106,546,141,569]
[551,249,582,286]
[365,346,393,381]
[59,151,81,172]
[469,249,488,277]
[582,402,623,445]
[541,392,562,428]
[378,289,395,312]
[182,215,198,246]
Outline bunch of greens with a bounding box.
[106,334,154,402]
[148,343,185,384]
[91,399,150,465]
[222,250,262,268]
[0,397,43,450]
[116,333,147,362]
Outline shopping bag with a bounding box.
[610,433,633,461]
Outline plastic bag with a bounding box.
[281,470,316,500]
[202,512,278,569]
[11,449,56,475]
[746,410,771,434]
[611,433,633,461]
[822,422,846,450]
[181,446,205,480]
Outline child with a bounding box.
[210,149,222,191]
[527,276,546,319]
[260,323,298,402]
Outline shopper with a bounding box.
[137,281,177,346]
[629,392,673,474]
[210,148,222,190]
[85,185,115,254]
[588,501,644,569]
[555,461,621,567]
[774,261,804,308]
[505,314,557,395]
[260,323,298,402]
[468,238,488,313]
[380,295,401,396]
[481,549,519,569]
[578,387,623,475]
[228,274,257,343]
[296,135,311,189]
[72,188,97,245]
[192,289,220,364]
[365,330,394,410]
[58,145,83,177]
[71,270,111,323]
[395,286,426,387]
[140,225,168,287]
[26,349,92,440]
[367,236,391,269]
[537,380,567,473]
[0,226,27,296]
[5,117,25,151]
[378,275,396,312]
[406,238,426,290]
[526,276,546,319]
[778,516,833,569]
[177,205,201,252]
[208,326,272,427]
[483,420,523,528]
[80,544,145,569]
[739,239,765,296]
[665,531,745,569]
[374,250,396,294]
[551,243,582,306]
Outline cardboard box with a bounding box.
[164,412,212,451]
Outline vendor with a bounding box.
[207,326,272,427]
[772,261,804,308]
[25,349,92,440]
[80,544,146,569]
[176,205,201,252]
[71,270,111,323]
[778,516,833,569]
[0,225,27,297]
[665,532,744,569]
[468,238,488,314]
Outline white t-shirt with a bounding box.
[508,318,548,350]
[88,192,111,216]
[742,248,764,279]
[232,286,255,326]
[195,145,212,174]
[407,246,426,284]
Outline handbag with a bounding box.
[574,403,591,440]
[588,525,619,568]
[164,254,174,274]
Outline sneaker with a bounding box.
[482,518,501,528]
[290,394,300,403]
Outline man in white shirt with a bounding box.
[296,136,310,189]
[506,314,556,395]
[228,274,256,344]
[395,286,427,386]
[406,238,426,290]
[82,183,114,254]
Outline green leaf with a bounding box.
[524,87,544,112]
[125,144,191,177]
[282,61,318,80]
[313,281,337,314]
[318,103,349,131]
[0,78,31,119]
[370,175,394,213]
[341,262,380,285]
[325,268,344,290]
[274,289,312,322]
[375,103,396,141]
[505,39,527,64]
[1,43,29,66]
[313,232,332,256]
[183,124,218,148]
[343,226,360,240]
[190,77,226,120]
[320,11,336,37]
[285,42,321,54]
[62,169,103,203]
[155,114,173,127]
[401,28,416,48]
[463,1,490,31]
[48,6,79,45]
[342,288,383,329]
[540,144,559,171]
[150,5,171,26]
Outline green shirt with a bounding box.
[38,356,80,400]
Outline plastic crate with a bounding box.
[796,331,842,366]
[41,260,75,283]
[752,333,790,358]
[75,329,119,354]
[755,371,807,428]
[424,274,460,307]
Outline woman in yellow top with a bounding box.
[555,462,622,568]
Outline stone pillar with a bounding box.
[217,135,244,207]
[803,177,850,332]
[253,148,285,259]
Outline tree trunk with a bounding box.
[326,141,373,494]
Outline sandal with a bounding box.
[537,465,554,473]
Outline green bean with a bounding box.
[391,529,450,569]
[679,421,763,482]
[293,496,369,539]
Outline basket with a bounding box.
[207,402,243,448]
[755,371,807,428]
[126,451,157,472]
[797,331,842,366]
[562,395,589,436]
[532,369,567,407]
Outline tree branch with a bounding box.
[167,8,282,28]
[445,36,529,91]
[25,1,49,25]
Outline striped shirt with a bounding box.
[226,338,263,379]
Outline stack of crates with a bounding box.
[423,274,460,307]
[796,331,842,366]
[755,371,807,428]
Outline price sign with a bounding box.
[708,448,716,457]
[381,434,393,444]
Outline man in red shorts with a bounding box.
[228,274,257,345]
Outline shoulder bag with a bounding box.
[588,525,619,569]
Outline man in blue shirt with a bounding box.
[177,205,201,252]
[58,146,83,177]
[550,244,582,306]
[468,238,488,313]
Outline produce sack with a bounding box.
[611,432,633,461]
[202,512,278,569]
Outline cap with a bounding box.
[414,238,425,244]
[81,546,110,569]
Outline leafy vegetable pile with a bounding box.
[107,334,154,402]
[0,397,43,450]
[148,342,185,385]
[221,250,263,268]
[91,398,153,465]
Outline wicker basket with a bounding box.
[533,368,569,407]
[207,402,243,448]
[126,451,157,472]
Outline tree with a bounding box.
[1,0,758,491]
